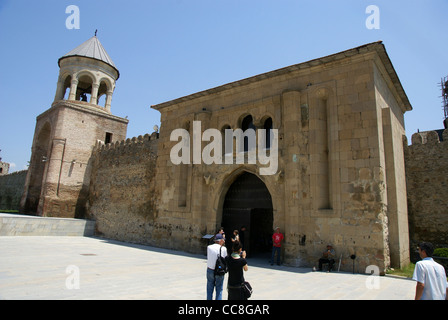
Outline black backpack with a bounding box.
[214,246,227,276]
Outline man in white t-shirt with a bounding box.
[412,242,448,300]
[206,233,227,300]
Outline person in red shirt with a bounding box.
[270,227,284,266]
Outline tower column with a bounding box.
[90,83,100,105]
[68,79,78,101]
[54,78,65,102]
[105,90,114,112]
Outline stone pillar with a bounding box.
[54,78,65,102]
[105,90,114,112]
[68,79,78,101]
[382,108,410,268]
[90,83,99,105]
[281,90,302,263]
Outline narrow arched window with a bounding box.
[241,115,256,152]
[263,117,273,149]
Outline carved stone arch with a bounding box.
[75,70,97,83]
[97,76,113,91]
[55,72,73,101]
[214,167,277,255]
[260,113,275,127]
[235,112,253,129]
[74,70,96,102]
[97,77,114,107]
[213,166,279,228]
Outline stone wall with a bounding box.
[0,170,27,211]
[88,133,159,245]
[405,129,448,259]
[150,42,412,272]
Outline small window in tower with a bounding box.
[105,132,113,144]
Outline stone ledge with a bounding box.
[0,213,95,237]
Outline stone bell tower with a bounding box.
[20,35,129,218]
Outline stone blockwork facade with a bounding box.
[405,129,448,256]
[88,134,159,245]
[0,170,27,211]
[146,41,412,273]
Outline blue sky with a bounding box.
[0,0,447,172]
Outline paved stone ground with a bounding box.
[0,236,416,300]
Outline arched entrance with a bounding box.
[221,172,273,257]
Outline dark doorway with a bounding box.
[222,172,273,257]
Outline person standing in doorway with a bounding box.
[231,230,239,244]
[215,227,226,242]
[239,226,247,251]
[413,242,448,300]
[270,227,284,266]
[206,234,227,300]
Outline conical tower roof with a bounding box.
[58,36,119,79]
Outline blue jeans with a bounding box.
[206,268,224,300]
[270,246,281,265]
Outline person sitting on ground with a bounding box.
[318,244,336,272]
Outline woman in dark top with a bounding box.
[227,241,248,300]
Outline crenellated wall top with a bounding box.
[407,129,448,146]
[92,132,159,155]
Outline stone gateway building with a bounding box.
[20,37,416,274]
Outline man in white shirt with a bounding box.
[412,242,448,300]
[206,233,227,300]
